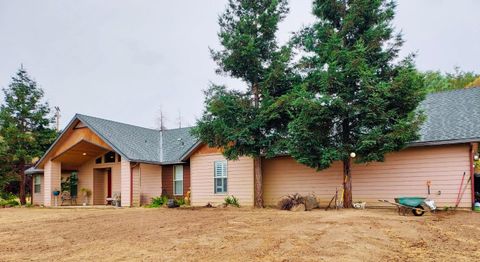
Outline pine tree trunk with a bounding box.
[19,162,26,205]
[343,158,353,208]
[254,156,263,208]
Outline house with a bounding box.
[31,87,480,208]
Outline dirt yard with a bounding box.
[0,207,479,262]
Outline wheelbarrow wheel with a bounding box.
[412,205,425,216]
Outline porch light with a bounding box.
[474,154,479,161]
[350,152,356,158]
[82,153,87,156]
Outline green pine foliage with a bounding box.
[0,67,58,204]
[284,0,425,207]
[192,0,298,207]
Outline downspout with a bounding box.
[130,162,140,207]
[470,143,478,209]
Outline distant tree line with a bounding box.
[422,67,479,93]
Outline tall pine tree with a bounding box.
[286,0,425,207]
[0,67,57,204]
[193,0,296,207]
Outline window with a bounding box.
[214,161,227,194]
[34,175,41,193]
[95,157,102,164]
[104,151,116,163]
[173,165,184,195]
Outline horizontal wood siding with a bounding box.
[139,163,162,205]
[264,144,472,208]
[93,169,105,205]
[263,158,343,207]
[77,161,94,205]
[161,164,190,197]
[190,153,254,206]
[162,165,173,196]
[32,175,44,206]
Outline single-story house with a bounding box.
[32,87,480,209]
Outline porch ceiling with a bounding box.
[52,140,110,168]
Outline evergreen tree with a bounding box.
[193,0,296,207]
[287,0,425,207]
[0,67,57,204]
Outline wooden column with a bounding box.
[120,159,131,207]
[44,160,61,206]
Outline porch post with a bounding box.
[44,160,61,206]
[120,159,131,207]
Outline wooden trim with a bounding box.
[51,139,112,161]
[107,169,112,198]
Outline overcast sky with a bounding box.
[0,0,479,130]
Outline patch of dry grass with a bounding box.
[0,207,479,261]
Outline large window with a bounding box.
[214,161,227,194]
[34,175,41,193]
[173,165,184,196]
[104,151,116,163]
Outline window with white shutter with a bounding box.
[214,161,227,194]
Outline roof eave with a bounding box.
[179,140,202,161]
[408,137,480,147]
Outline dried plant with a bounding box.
[278,193,305,210]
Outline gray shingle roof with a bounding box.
[76,114,198,164]
[39,87,480,167]
[415,87,480,145]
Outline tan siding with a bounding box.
[32,175,44,206]
[77,160,94,205]
[190,153,254,206]
[43,160,61,206]
[263,158,343,207]
[120,159,131,207]
[132,165,141,207]
[93,169,106,205]
[139,163,162,205]
[263,144,472,208]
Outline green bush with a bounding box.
[146,195,168,208]
[224,195,240,207]
[174,198,186,206]
[0,198,19,207]
[0,192,17,201]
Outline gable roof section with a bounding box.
[413,87,480,146]
[76,114,162,163]
[76,114,198,164]
[36,114,199,167]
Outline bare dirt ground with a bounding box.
[0,207,479,262]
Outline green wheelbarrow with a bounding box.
[379,197,437,216]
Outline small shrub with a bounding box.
[0,198,19,207]
[0,192,17,201]
[174,198,186,206]
[147,195,168,208]
[278,193,304,210]
[224,195,240,207]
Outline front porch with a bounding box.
[43,139,131,207]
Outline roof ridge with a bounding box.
[76,113,160,133]
[162,126,195,131]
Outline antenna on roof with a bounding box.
[54,106,61,131]
[177,109,182,128]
